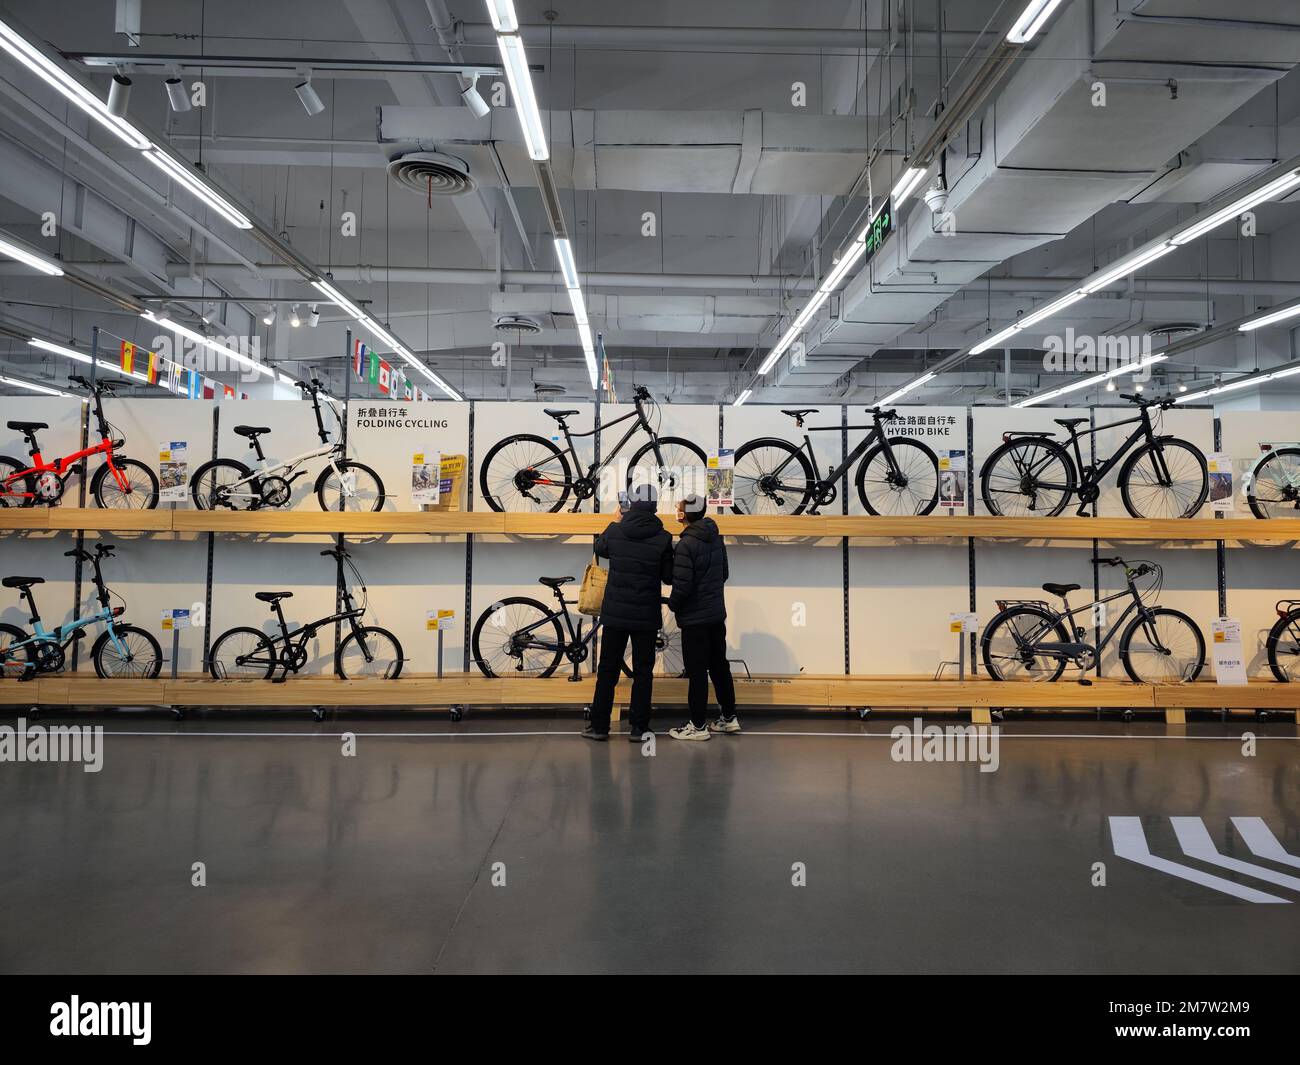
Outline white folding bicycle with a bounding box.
[187,378,385,511]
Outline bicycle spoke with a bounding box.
[630,442,705,507]
[1125,614,1201,683]
[100,464,153,509]
[861,443,937,515]
[484,440,568,511]
[480,602,557,676]
[1252,453,1300,516]
[733,445,808,514]
[984,442,1070,516]
[1124,444,1205,518]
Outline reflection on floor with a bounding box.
[0,712,1296,974]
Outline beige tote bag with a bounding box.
[577,557,607,616]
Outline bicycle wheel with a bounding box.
[1247,447,1300,518]
[627,436,708,510]
[0,623,36,679]
[478,434,572,513]
[337,625,403,678]
[92,458,159,509]
[981,606,1072,682]
[624,606,684,677]
[980,437,1075,516]
[472,597,565,677]
[1119,438,1208,519]
[317,460,385,511]
[92,624,162,678]
[1118,607,1205,684]
[190,458,257,509]
[730,438,815,515]
[1266,609,1300,682]
[0,456,35,507]
[857,437,940,515]
[208,626,277,679]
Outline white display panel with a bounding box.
[726,544,844,675]
[472,400,599,514]
[345,399,470,512]
[971,406,1082,516]
[723,403,843,517]
[0,396,87,506]
[1091,405,1214,518]
[213,396,335,511]
[588,400,716,512]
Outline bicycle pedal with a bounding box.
[1077,677,1093,687]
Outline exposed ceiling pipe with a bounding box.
[978,277,1300,298]
[453,22,993,50]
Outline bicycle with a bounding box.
[1244,445,1300,518]
[207,546,403,681]
[471,577,682,679]
[0,375,159,509]
[979,394,1209,519]
[731,406,940,515]
[0,542,162,680]
[188,378,384,511]
[478,384,707,512]
[1266,599,1300,682]
[980,556,1205,685]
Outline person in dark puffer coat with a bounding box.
[582,483,673,741]
[667,494,738,741]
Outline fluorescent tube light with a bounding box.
[1016,353,1168,408]
[1239,302,1300,332]
[142,312,272,377]
[878,371,936,406]
[484,0,519,32]
[311,279,365,320]
[497,34,548,161]
[567,287,589,326]
[0,234,63,276]
[969,323,1025,356]
[1006,0,1064,44]
[733,388,752,407]
[29,337,89,363]
[1079,241,1175,293]
[0,373,73,398]
[0,17,152,150]
[891,166,926,205]
[553,237,580,289]
[1171,170,1300,246]
[818,238,868,294]
[143,149,253,230]
[1014,289,1087,331]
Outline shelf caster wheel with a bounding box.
[449,706,464,723]
[312,706,326,723]
[990,708,1005,722]
[28,705,39,721]
[1122,709,1135,723]
[857,707,871,720]
[171,708,184,721]
[1256,709,1271,722]
[583,705,591,721]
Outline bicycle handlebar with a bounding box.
[870,406,899,421]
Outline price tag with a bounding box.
[160,608,191,631]
[427,609,456,631]
[1210,617,1247,685]
[948,611,978,634]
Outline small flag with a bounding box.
[367,351,380,385]
[145,350,160,385]
[120,340,135,375]
[353,340,366,379]
[203,379,216,400]
[223,384,235,399]
[378,360,391,395]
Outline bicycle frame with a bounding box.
[1003,572,1159,663]
[215,391,349,503]
[504,591,601,674]
[1014,407,1165,495]
[6,570,130,670]
[545,397,661,490]
[761,411,902,499]
[1,387,132,502]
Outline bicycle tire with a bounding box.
[980,605,1073,682]
[626,436,708,507]
[472,596,565,677]
[1118,437,1208,519]
[0,623,36,679]
[979,437,1075,517]
[730,437,815,515]
[316,460,385,512]
[92,457,159,510]
[208,626,277,679]
[1247,447,1300,519]
[189,457,257,510]
[1118,607,1205,684]
[92,624,162,679]
[337,625,403,678]
[857,437,940,515]
[1266,609,1300,682]
[478,434,572,513]
[0,455,36,507]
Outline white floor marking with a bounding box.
[1231,817,1300,870]
[1170,817,1300,892]
[1108,817,1289,904]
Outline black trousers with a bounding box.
[681,622,736,728]
[589,625,656,734]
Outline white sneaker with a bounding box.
[668,722,711,741]
[708,715,741,734]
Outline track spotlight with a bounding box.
[460,75,490,118]
[289,304,301,328]
[1105,380,1116,392]
[165,76,191,113]
[294,75,325,116]
[262,306,276,326]
[308,304,320,328]
[1178,383,1188,393]
[106,73,132,118]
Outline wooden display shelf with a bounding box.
[2,672,1294,717]
[1,508,1298,541]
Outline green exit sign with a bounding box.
[864,197,894,262]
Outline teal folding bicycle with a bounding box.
[0,543,162,680]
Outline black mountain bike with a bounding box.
[731,406,940,515]
[981,556,1205,685]
[208,546,403,681]
[188,378,385,511]
[980,394,1209,518]
[478,385,707,512]
[471,576,682,679]
[1267,599,1300,682]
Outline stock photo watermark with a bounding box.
[0,718,103,773]
[889,717,1000,773]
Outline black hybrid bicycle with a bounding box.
[1267,599,1300,682]
[980,556,1205,685]
[471,576,682,679]
[478,385,707,512]
[731,406,940,515]
[208,546,403,681]
[979,394,1209,518]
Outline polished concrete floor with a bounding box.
[0,711,1297,974]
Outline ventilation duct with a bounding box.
[386,151,475,196]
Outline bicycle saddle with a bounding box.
[1042,582,1080,598]
[537,575,575,588]
[543,408,579,420]
[2,575,43,588]
[233,425,272,438]
[7,421,47,433]
[254,590,293,602]
[1053,418,1088,429]
[781,408,818,420]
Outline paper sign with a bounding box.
[427,609,456,631]
[939,450,967,510]
[707,449,734,508]
[158,440,188,502]
[1210,617,1247,685]
[411,449,441,505]
[160,608,191,631]
[948,611,979,634]
[1207,453,1234,514]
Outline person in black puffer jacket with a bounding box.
[667,495,738,742]
[582,483,673,741]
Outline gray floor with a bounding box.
[1,711,1298,974]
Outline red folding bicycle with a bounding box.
[0,375,159,509]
